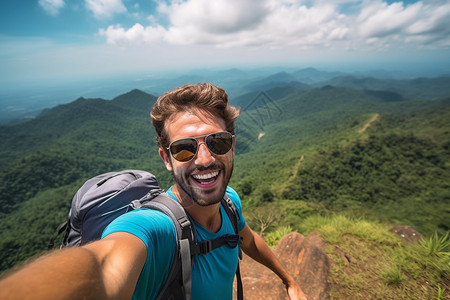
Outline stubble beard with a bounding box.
[172,162,234,206]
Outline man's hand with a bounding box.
[286,280,307,300]
[239,225,307,300]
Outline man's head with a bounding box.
[150,83,240,149]
[150,83,240,206]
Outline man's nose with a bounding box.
[194,142,215,166]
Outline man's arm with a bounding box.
[0,232,146,300]
[239,224,307,300]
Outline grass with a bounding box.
[265,226,293,247]
[437,284,446,300]
[286,214,450,299]
[381,265,405,285]
[420,231,450,256]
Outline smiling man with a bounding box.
[148,83,306,299]
[0,83,306,300]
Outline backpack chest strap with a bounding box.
[190,234,241,255]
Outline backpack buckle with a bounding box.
[178,216,191,229]
[190,240,213,255]
[224,234,240,248]
[198,240,212,254]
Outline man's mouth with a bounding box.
[192,170,220,185]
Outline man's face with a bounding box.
[159,110,235,206]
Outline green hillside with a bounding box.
[0,90,170,215]
[231,88,450,236]
[301,215,449,299]
[0,83,449,297]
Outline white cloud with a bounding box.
[97,0,450,51]
[165,0,268,34]
[256,1,347,48]
[403,2,450,47]
[358,1,421,38]
[85,0,127,19]
[99,23,166,44]
[38,0,65,16]
[357,0,450,49]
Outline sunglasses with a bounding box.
[167,131,234,162]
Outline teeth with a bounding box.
[192,171,219,180]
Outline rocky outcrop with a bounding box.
[236,232,329,300]
[389,225,423,244]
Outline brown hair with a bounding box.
[150,83,241,147]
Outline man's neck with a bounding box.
[172,185,222,233]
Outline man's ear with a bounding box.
[159,148,173,171]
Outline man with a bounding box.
[0,83,307,300]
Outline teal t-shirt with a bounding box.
[102,186,246,300]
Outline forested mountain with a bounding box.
[232,86,450,235]
[0,79,449,283]
[0,89,166,217]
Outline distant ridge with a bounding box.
[291,67,344,83]
[112,89,157,111]
[244,71,298,90]
[319,75,450,100]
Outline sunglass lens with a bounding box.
[206,132,233,155]
[170,138,197,162]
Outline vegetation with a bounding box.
[0,81,449,298]
[299,214,449,299]
[0,90,173,271]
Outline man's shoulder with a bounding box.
[225,186,241,205]
[102,208,176,240]
[122,207,174,222]
[226,186,240,199]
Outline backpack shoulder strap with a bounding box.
[221,194,240,234]
[134,192,194,300]
[136,192,193,240]
[221,193,244,300]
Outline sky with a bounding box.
[1,0,450,97]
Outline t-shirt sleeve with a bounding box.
[101,209,177,299]
[226,186,246,231]
[102,209,174,246]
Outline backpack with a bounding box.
[54,169,243,300]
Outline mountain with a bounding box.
[2,67,446,125]
[231,82,310,109]
[0,81,449,287]
[232,86,450,236]
[0,90,158,169]
[242,71,301,91]
[0,90,164,218]
[291,67,345,83]
[111,89,157,110]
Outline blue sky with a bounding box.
[1,0,449,94]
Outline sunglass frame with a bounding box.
[166,131,235,162]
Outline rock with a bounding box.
[235,232,330,300]
[389,225,423,244]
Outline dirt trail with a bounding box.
[279,155,304,196]
[359,113,380,133]
[289,155,304,181]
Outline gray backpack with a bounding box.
[55,169,243,300]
